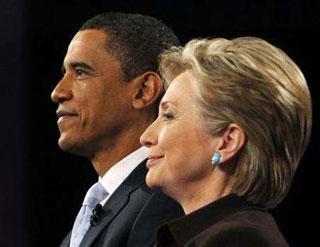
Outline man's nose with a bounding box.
[51,77,73,103]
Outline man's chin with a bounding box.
[58,137,88,157]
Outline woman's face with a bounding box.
[140,71,220,199]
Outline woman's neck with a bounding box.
[178,172,234,214]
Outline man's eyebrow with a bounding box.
[61,62,95,74]
[70,62,95,72]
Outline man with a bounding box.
[51,12,183,247]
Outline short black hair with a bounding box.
[80,12,179,81]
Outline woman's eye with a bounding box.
[162,112,174,121]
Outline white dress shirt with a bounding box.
[98,146,148,206]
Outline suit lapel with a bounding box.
[59,230,71,247]
[80,160,148,247]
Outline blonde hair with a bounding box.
[160,37,312,208]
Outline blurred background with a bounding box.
[1,0,319,246]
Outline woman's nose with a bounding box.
[140,120,158,147]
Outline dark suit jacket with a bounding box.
[155,194,288,247]
[60,161,183,247]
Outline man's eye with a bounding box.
[75,69,86,77]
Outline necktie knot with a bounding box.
[83,182,108,210]
[70,182,108,247]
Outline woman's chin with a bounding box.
[146,172,162,191]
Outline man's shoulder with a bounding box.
[123,163,183,223]
[91,163,183,247]
[109,162,183,227]
[127,189,184,247]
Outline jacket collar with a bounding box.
[156,194,266,246]
[79,160,148,247]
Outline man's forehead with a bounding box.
[67,30,107,54]
[63,30,118,68]
[73,29,107,43]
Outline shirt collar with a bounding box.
[98,146,148,205]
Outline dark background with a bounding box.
[1,0,319,246]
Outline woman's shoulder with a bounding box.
[187,209,289,247]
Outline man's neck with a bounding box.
[90,118,153,177]
[91,142,142,177]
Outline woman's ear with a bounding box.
[131,72,163,110]
[214,123,246,164]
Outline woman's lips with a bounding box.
[146,155,164,168]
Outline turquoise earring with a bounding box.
[211,153,221,165]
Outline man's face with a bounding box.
[51,30,135,157]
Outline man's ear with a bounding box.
[214,123,246,164]
[131,72,163,110]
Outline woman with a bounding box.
[140,37,312,246]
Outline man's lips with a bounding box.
[56,110,78,125]
[146,155,164,168]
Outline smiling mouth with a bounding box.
[56,111,78,125]
[146,155,164,168]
